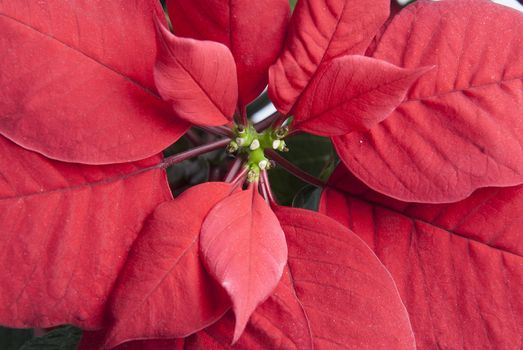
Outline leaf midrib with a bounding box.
[0,12,161,100]
[327,186,523,259]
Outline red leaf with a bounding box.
[103,183,233,349]
[293,55,430,136]
[0,135,172,329]
[269,0,389,114]
[200,186,287,343]
[185,207,416,349]
[320,165,523,349]
[185,269,314,349]
[167,0,290,108]
[154,20,238,126]
[0,1,188,164]
[334,0,523,202]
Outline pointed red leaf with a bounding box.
[103,183,233,349]
[294,55,430,136]
[200,187,287,343]
[0,1,188,164]
[167,0,290,108]
[269,0,389,114]
[183,268,313,349]
[154,21,238,126]
[334,0,523,202]
[185,207,415,349]
[321,165,523,349]
[0,135,172,329]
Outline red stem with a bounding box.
[260,170,277,206]
[161,138,230,168]
[224,158,243,182]
[266,150,326,188]
[197,126,234,138]
[272,112,289,129]
[254,111,280,131]
[228,166,249,186]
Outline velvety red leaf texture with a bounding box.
[321,165,523,349]
[293,55,430,136]
[185,269,314,349]
[0,0,188,164]
[200,186,287,343]
[269,0,389,114]
[123,207,416,349]
[0,135,172,329]
[103,183,233,349]
[167,0,290,108]
[154,20,238,126]
[334,0,523,203]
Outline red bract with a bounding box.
[333,0,523,202]
[1,0,522,349]
[0,135,172,329]
[320,165,523,349]
[81,205,416,349]
[200,186,287,343]
[0,0,188,164]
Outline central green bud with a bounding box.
[227,123,288,182]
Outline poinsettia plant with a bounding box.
[1,0,522,349]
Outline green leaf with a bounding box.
[19,326,81,350]
[292,185,322,210]
[0,327,33,350]
[269,133,335,205]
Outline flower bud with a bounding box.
[226,141,239,153]
[249,139,260,150]
[258,160,268,170]
[236,137,246,146]
[275,126,289,139]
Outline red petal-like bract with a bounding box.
[294,55,429,136]
[97,207,415,349]
[167,0,290,108]
[200,186,287,343]
[269,0,389,114]
[154,21,238,126]
[185,269,314,349]
[0,135,172,329]
[321,165,523,349]
[0,0,188,164]
[185,207,416,349]
[103,183,232,349]
[334,0,523,202]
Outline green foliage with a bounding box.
[269,133,336,206]
[0,327,33,350]
[19,326,81,350]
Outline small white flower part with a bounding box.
[250,139,260,150]
[258,159,268,170]
[272,139,281,149]
[236,137,246,146]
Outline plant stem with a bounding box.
[266,149,326,188]
[161,138,230,168]
[184,128,201,145]
[286,129,303,138]
[272,112,289,129]
[260,170,277,205]
[228,166,249,185]
[254,111,280,131]
[224,158,244,182]
[197,125,234,138]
